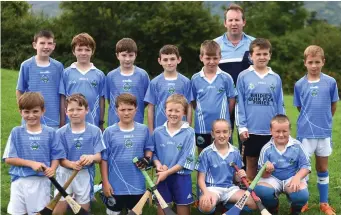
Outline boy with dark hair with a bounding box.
[16,30,64,129]
[144,45,193,133]
[59,33,106,130]
[3,92,65,215]
[106,38,150,125]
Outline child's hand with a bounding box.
[265,162,274,173]
[200,193,214,211]
[156,170,169,184]
[156,164,168,172]
[236,169,247,180]
[79,155,94,166]
[102,181,114,197]
[286,176,301,192]
[71,161,83,170]
[30,161,46,172]
[43,167,55,178]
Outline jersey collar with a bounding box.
[248,65,275,76]
[222,32,248,47]
[270,136,295,155]
[71,62,97,74]
[162,121,190,137]
[211,142,235,160]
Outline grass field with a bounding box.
[1,68,340,214]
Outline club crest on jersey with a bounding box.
[123,83,131,91]
[218,87,225,93]
[248,83,255,90]
[90,80,98,87]
[41,74,49,83]
[177,145,182,151]
[30,141,39,150]
[289,158,295,165]
[168,86,175,94]
[197,136,205,145]
[186,156,194,164]
[125,139,133,148]
[311,88,318,97]
[270,83,276,91]
[74,140,83,149]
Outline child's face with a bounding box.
[116,51,136,70]
[73,45,93,64]
[66,101,88,124]
[166,102,185,125]
[270,121,290,146]
[20,106,45,127]
[33,37,55,58]
[200,51,221,72]
[250,47,271,69]
[304,54,325,76]
[116,103,137,124]
[158,54,181,73]
[211,121,230,146]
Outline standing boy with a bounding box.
[53,93,106,214]
[144,45,193,133]
[3,92,65,215]
[101,93,152,215]
[148,94,196,215]
[106,38,150,126]
[16,30,64,129]
[191,40,236,154]
[59,33,106,130]
[294,45,339,215]
[236,38,285,180]
[255,114,310,215]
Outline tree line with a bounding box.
[1,1,340,94]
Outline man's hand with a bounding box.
[135,156,151,169]
[240,131,249,142]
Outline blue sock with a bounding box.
[317,171,329,203]
[254,185,278,208]
[289,189,309,207]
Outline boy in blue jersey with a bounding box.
[3,92,65,215]
[59,33,106,130]
[191,40,236,154]
[16,30,64,129]
[148,94,196,215]
[254,115,310,215]
[144,45,193,133]
[53,93,105,214]
[101,93,152,215]
[236,38,285,180]
[293,45,339,215]
[106,38,150,125]
[196,119,257,214]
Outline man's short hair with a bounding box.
[71,33,96,53]
[18,92,45,110]
[249,38,272,55]
[159,45,180,58]
[200,40,221,56]
[34,30,54,43]
[304,45,325,61]
[66,93,89,109]
[165,94,188,115]
[116,38,138,54]
[115,93,137,108]
[270,114,291,129]
[224,3,245,21]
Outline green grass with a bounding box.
[1,68,340,214]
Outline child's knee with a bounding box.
[288,189,309,206]
[254,185,278,207]
[199,203,216,214]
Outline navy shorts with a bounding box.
[195,133,212,149]
[243,134,272,157]
[157,174,193,205]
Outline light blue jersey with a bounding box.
[144,72,193,128]
[59,63,105,127]
[16,57,64,127]
[102,122,150,195]
[258,137,311,181]
[236,66,285,135]
[191,68,236,134]
[149,122,196,175]
[195,143,242,188]
[294,73,339,139]
[106,66,150,125]
[2,125,66,182]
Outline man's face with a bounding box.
[224,9,246,37]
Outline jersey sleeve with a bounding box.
[226,75,237,99]
[2,131,18,160]
[258,145,269,169]
[144,81,157,105]
[16,62,29,92]
[191,78,197,100]
[50,130,66,160]
[93,128,106,154]
[176,133,196,171]
[234,150,243,169]
[330,80,339,102]
[276,76,285,114]
[101,129,111,161]
[105,74,111,99]
[235,75,247,129]
[148,132,159,161]
[184,79,194,102]
[297,144,311,171]
[99,72,106,97]
[195,151,208,173]
[143,127,152,151]
[59,69,67,95]
[143,72,150,97]
[293,82,301,107]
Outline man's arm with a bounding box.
[147,104,154,133]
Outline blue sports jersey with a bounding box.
[294,73,339,139]
[214,33,255,84]
[144,72,193,128]
[106,66,150,125]
[59,63,105,127]
[16,56,64,127]
[195,143,242,188]
[191,68,236,134]
[258,136,311,181]
[2,125,66,182]
[235,66,285,135]
[102,122,150,195]
[148,122,196,175]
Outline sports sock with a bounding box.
[317,171,329,203]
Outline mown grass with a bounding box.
[1,68,340,214]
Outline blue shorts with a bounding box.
[157,174,193,205]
